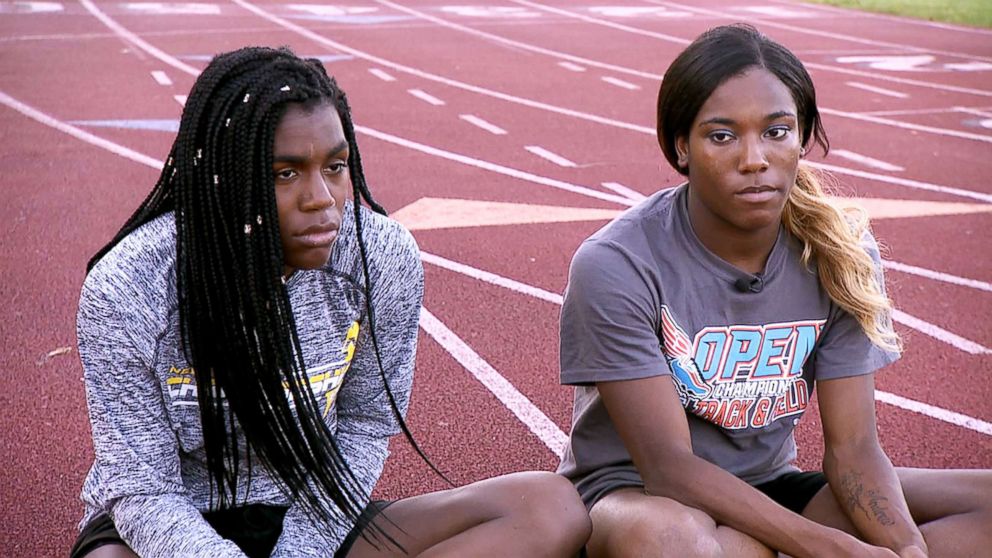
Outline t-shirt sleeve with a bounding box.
[810,230,900,381]
[77,264,246,557]
[560,239,667,385]
[270,222,423,557]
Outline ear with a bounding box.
[675,135,689,169]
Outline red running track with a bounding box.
[1,1,990,555]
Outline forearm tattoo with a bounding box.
[839,471,896,526]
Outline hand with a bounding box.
[811,531,900,558]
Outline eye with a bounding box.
[708,131,735,144]
[765,126,791,140]
[274,168,297,181]
[323,161,348,175]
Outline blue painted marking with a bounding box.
[71,119,179,132]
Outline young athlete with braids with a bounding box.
[70,46,590,558]
[558,24,991,558]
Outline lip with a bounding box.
[295,222,339,248]
[735,185,780,203]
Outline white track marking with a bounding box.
[407,88,445,106]
[525,145,577,167]
[150,70,172,86]
[821,107,992,144]
[875,391,992,436]
[892,310,991,355]
[510,0,691,44]
[78,0,201,76]
[770,0,992,37]
[419,308,567,457]
[459,114,507,135]
[75,0,992,205]
[830,149,904,172]
[658,0,992,63]
[173,94,186,106]
[845,81,908,99]
[368,68,395,82]
[356,126,635,206]
[375,0,658,80]
[600,181,647,202]
[0,90,163,169]
[807,162,992,204]
[422,253,992,434]
[955,106,992,119]
[601,76,640,90]
[883,261,992,293]
[422,252,564,304]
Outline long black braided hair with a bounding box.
[86,46,441,546]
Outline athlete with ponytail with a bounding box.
[71,46,589,558]
[557,25,990,558]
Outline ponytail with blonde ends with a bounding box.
[782,165,902,352]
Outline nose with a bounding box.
[302,172,336,211]
[738,135,769,174]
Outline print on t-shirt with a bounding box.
[661,305,825,430]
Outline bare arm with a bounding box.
[598,375,895,558]
[819,374,928,557]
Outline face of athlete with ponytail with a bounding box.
[675,68,803,242]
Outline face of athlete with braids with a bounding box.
[273,102,350,277]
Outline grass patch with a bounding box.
[806,0,992,28]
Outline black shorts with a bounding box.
[753,470,827,514]
[68,501,390,558]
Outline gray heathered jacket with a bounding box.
[77,203,423,557]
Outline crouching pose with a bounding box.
[557,24,990,558]
[71,46,590,558]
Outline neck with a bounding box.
[687,196,779,275]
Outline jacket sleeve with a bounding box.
[270,224,423,557]
[77,269,246,557]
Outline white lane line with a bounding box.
[819,106,992,144]
[601,76,640,90]
[459,114,507,135]
[173,94,186,107]
[600,181,647,202]
[955,106,992,119]
[883,260,992,293]
[78,0,201,76]
[510,0,690,44]
[875,391,992,436]
[419,308,567,458]
[892,310,991,355]
[769,0,992,37]
[151,70,172,86]
[356,126,635,206]
[52,1,992,206]
[374,0,659,80]
[657,0,992,63]
[422,252,992,435]
[525,145,577,167]
[407,88,445,106]
[830,149,904,172]
[0,90,163,170]
[807,162,992,204]
[368,68,396,82]
[845,81,908,99]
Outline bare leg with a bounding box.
[586,487,774,558]
[79,545,138,558]
[802,468,992,558]
[345,471,590,558]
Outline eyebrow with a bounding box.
[698,111,797,127]
[273,139,349,163]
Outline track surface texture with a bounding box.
[2,1,990,555]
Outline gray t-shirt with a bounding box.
[77,202,423,557]
[557,185,897,508]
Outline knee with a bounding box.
[605,505,722,558]
[502,472,592,551]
